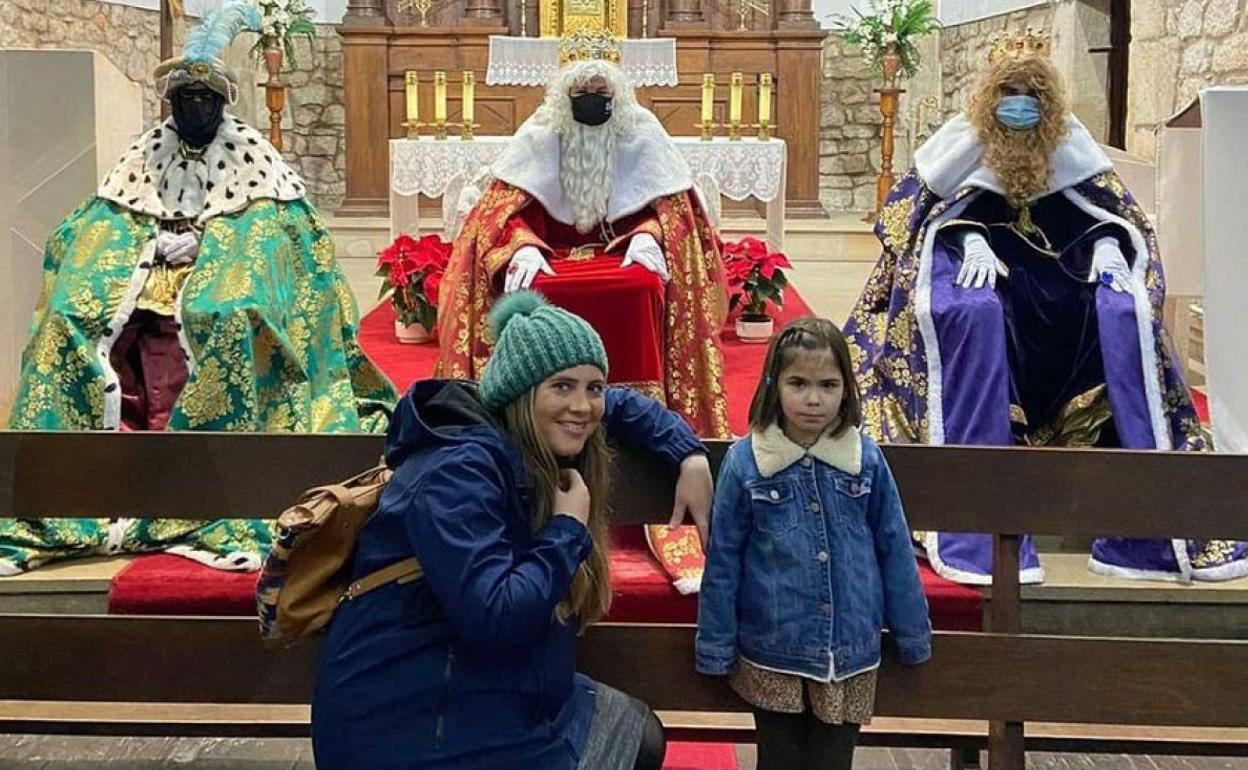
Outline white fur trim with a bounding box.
[918,532,1044,586]
[491,107,692,226]
[914,114,1113,201]
[1061,189,1170,451]
[1191,558,1248,582]
[673,573,702,595]
[96,239,159,430]
[1086,554,1192,583]
[165,544,262,572]
[751,424,862,477]
[99,116,304,225]
[104,519,132,555]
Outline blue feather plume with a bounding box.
[183,1,263,63]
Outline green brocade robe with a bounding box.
[1,195,396,574]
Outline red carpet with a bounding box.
[358,286,817,437]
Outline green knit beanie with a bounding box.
[479,291,609,411]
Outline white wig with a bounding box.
[533,60,641,135]
[534,60,642,233]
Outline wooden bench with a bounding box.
[0,431,1246,770]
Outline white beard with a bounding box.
[559,123,616,234]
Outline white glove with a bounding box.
[1090,237,1132,293]
[156,230,200,266]
[504,245,555,293]
[620,232,670,283]
[955,231,1007,289]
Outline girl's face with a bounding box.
[533,365,607,458]
[777,348,844,447]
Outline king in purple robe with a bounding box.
[844,30,1247,584]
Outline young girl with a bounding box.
[696,317,932,770]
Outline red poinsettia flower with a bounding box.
[717,235,791,317]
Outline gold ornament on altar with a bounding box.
[397,0,437,26]
[540,0,627,39]
[987,28,1052,65]
[735,0,769,31]
[557,27,622,63]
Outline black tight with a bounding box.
[631,707,667,770]
[754,708,861,770]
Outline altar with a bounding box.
[388,134,787,249]
[337,2,826,219]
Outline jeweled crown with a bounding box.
[987,28,1052,65]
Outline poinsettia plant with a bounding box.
[721,236,792,319]
[377,233,452,330]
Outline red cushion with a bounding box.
[107,530,982,631]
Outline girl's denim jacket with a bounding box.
[696,424,932,681]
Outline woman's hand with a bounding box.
[669,454,713,545]
[554,469,591,526]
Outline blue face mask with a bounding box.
[996,94,1042,130]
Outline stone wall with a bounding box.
[938,4,1056,118]
[1127,0,1248,160]
[274,26,347,211]
[0,0,165,125]
[1,0,348,209]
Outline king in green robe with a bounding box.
[1,5,395,574]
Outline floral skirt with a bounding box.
[729,660,877,725]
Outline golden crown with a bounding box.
[558,27,622,64]
[987,29,1052,65]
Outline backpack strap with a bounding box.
[339,557,423,604]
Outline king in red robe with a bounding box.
[434,59,730,439]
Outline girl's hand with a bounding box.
[554,469,591,526]
[669,454,713,545]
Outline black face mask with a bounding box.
[171,86,226,148]
[571,92,613,127]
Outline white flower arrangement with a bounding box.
[253,0,317,66]
[831,0,940,81]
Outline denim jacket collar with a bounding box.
[751,423,862,477]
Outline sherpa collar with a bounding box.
[751,423,863,478]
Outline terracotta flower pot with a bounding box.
[263,44,283,86]
[735,314,774,344]
[395,319,434,344]
[880,42,902,87]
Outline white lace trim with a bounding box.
[485,36,678,88]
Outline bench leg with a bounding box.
[989,720,1024,770]
[951,747,981,770]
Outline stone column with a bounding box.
[344,0,386,27]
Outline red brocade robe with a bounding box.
[435,179,731,439]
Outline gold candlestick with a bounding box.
[403,71,423,139]
[696,73,716,141]
[433,70,448,140]
[757,73,772,141]
[728,72,743,141]
[461,70,479,140]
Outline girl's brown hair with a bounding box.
[502,391,612,628]
[747,317,861,437]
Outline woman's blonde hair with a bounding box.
[966,55,1070,208]
[503,391,612,627]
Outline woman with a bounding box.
[312,291,713,770]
